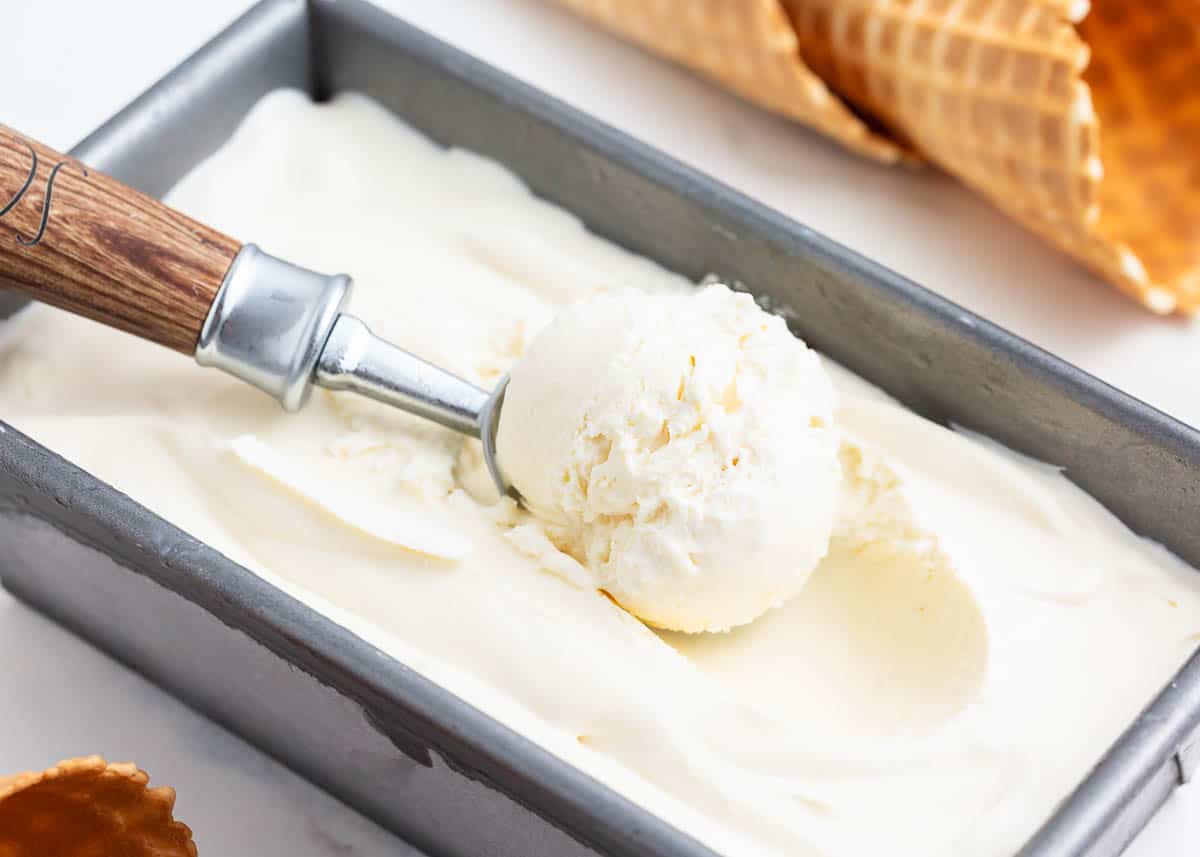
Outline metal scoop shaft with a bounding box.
[195,245,511,496]
[315,314,510,495]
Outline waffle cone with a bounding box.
[787,0,1200,313]
[551,0,901,162]
[0,756,197,857]
[549,0,1200,313]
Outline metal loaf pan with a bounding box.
[3,2,1200,855]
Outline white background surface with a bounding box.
[3,1,1198,854]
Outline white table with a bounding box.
[3,1,1197,853]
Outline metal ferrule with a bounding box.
[195,244,512,496]
[196,244,351,412]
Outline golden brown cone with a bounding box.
[548,0,1200,313]
[0,756,197,857]
[550,0,902,162]
[784,0,1200,313]
[1079,2,1200,311]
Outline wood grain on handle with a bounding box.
[0,125,241,354]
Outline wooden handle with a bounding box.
[0,125,241,354]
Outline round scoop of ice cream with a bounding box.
[496,284,841,632]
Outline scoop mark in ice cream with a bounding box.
[231,433,471,560]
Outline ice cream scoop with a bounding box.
[497,285,842,632]
[0,125,841,633]
[0,125,510,497]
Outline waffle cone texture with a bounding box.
[551,0,1200,313]
[0,756,197,857]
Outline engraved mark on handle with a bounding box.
[0,134,87,247]
[0,143,37,219]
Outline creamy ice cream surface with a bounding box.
[2,91,1200,857]
[498,284,841,632]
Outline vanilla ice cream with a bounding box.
[498,284,841,632]
[3,92,1200,857]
